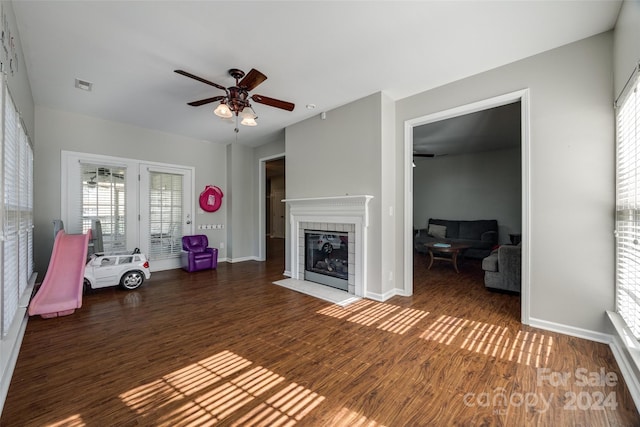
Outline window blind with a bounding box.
[1,88,32,337]
[18,125,30,297]
[615,65,640,339]
[79,163,127,253]
[148,171,183,260]
[3,93,19,336]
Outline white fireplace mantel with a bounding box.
[283,195,373,298]
[283,195,373,224]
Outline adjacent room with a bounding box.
[412,101,522,298]
[1,1,640,424]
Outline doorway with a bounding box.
[258,154,286,263]
[403,90,531,324]
[266,158,286,240]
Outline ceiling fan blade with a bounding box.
[239,68,267,91]
[174,69,227,92]
[413,153,435,157]
[251,94,295,111]
[187,95,225,107]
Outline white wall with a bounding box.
[396,32,614,334]
[413,148,521,244]
[33,106,228,271]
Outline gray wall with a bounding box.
[33,106,228,272]
[413,148,521,244]
[396,32,615,333]
[1,1,33,139]
[614,0,640,97]
[226,142,256,261]
[254,135,285,160]
[285,92,393,297]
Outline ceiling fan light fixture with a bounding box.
[241,116,257,126]
[240,107,258,126]
[214,101,233,119]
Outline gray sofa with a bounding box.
[414,218,498,259]
[482,244,521,293]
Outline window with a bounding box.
[615,64,640,339]
[1,85,34,337]
[148,171,183,260]
[80,163,127,252]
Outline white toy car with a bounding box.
[84,249,151,291]
[313,234,347,254]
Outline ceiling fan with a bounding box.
[174,68,295,131]
[84,167,125,187]
[413,152,450,158]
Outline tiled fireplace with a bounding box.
[284,195,373,297]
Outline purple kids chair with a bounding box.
[181,235,218,272]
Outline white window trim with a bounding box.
[610,62,640,411]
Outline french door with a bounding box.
[139,164,193,271]
[62,152,193,272]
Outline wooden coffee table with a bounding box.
[425,242,472,273]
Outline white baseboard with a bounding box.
[283,270,292,277]
[528,317,612,344]
[606,311,640,412]
[365,288,400,302]
[226,256,261,263]
[609,333,640,412]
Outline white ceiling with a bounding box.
[12,1,622,148]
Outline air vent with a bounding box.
[74,78,93,91]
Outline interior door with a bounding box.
[271,190,285,238]
[139,165,193,271]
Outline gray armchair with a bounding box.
[482,244,521,293]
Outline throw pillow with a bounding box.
[428,224,447,239]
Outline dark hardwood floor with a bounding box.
[2,239,638,426]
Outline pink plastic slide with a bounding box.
[28,229,91,319]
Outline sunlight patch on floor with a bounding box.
[316,299,375,319]
[420,315,470,345]
[274,278,361,307]
[119,350,326,425]
[330,407,389,426]
[378,308,430,334]
[45,414,85,427]
[347,303,400,326]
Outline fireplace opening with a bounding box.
[304,230,349,291]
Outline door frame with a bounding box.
[403,89,531,324]
[258,152,285,261]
